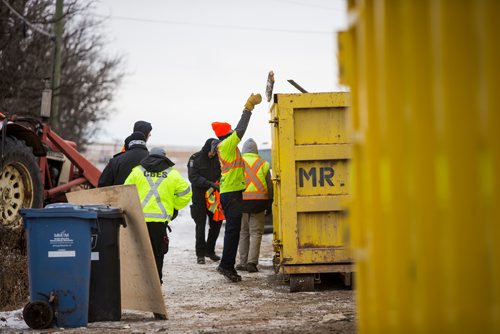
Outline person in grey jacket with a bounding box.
[236,138,273,273]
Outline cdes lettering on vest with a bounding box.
[143,171,169,178]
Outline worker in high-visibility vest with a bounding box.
[211,93,262,282]
[236,138,273,273]
[124,147,192,284]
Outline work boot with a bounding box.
[207,253,221,262]
[235,263,247,271]
[246,263,258,273]
[217,266,242,282]
[230,268,242,281]
[197,256,205,264]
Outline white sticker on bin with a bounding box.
[48,250,76,258]
[91,252,99,261]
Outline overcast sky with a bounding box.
[93,0,348,149]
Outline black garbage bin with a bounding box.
[84,205,126,322]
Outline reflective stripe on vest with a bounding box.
[139,166,173,221]
[217,146,245,174]
[177,186,191,197]
[206,187,218,213]
[243,158,269,200]
[205,186,225,221]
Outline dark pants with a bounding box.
[191,202,222,257]
[146,221,169,284]
[219,190,243,270]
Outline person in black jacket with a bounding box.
[133,120,153,142]
[98,131,149,187]
[187,138,222,264]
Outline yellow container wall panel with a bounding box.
[339,0,500,333]
[293,107,347,145]
[297,211,349,251]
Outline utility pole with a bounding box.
[50,0,64,129]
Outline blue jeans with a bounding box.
[219,191,243,270]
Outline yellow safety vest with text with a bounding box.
[124,166,192,222]
[217,131,246,193]
[242,153,270,200]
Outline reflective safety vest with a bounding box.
[242,153,270,200]
[216,131,246,193]
[205,184,225,221]
[124,166,192,223]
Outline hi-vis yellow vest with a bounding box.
[242,153,270,200]
[205,185,225,221]
[124,166,192,222]
[217,131,246,194]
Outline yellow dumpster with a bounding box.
[338,0,500,332]
[269,92,353,292]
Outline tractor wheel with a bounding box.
[0,136,43,227]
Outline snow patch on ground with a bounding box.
[0,309,26,330]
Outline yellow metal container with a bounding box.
[339,0,500,332]
[270,92,353,292]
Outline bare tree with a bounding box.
[0,0,124,146]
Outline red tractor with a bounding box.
[0,112,101,226]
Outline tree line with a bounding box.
[0,0,124,146]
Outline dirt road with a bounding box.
[0,209,356,333]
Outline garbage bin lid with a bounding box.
[79,205,126,227]
[81,205,123,219]
[45,203,83,210]
[20,203,97,219]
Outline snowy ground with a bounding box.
[0,208,356,333]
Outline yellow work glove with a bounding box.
[244,93,262,111]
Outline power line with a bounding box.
[1,0,54,39]
[92,14,334,35]
[267,0,344,11]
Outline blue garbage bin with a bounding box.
[21,204,97,329]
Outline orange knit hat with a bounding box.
[211,122,232,138]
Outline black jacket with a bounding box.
[98,143,149,187]
[187,139,221,193]
[140,153,175,172]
